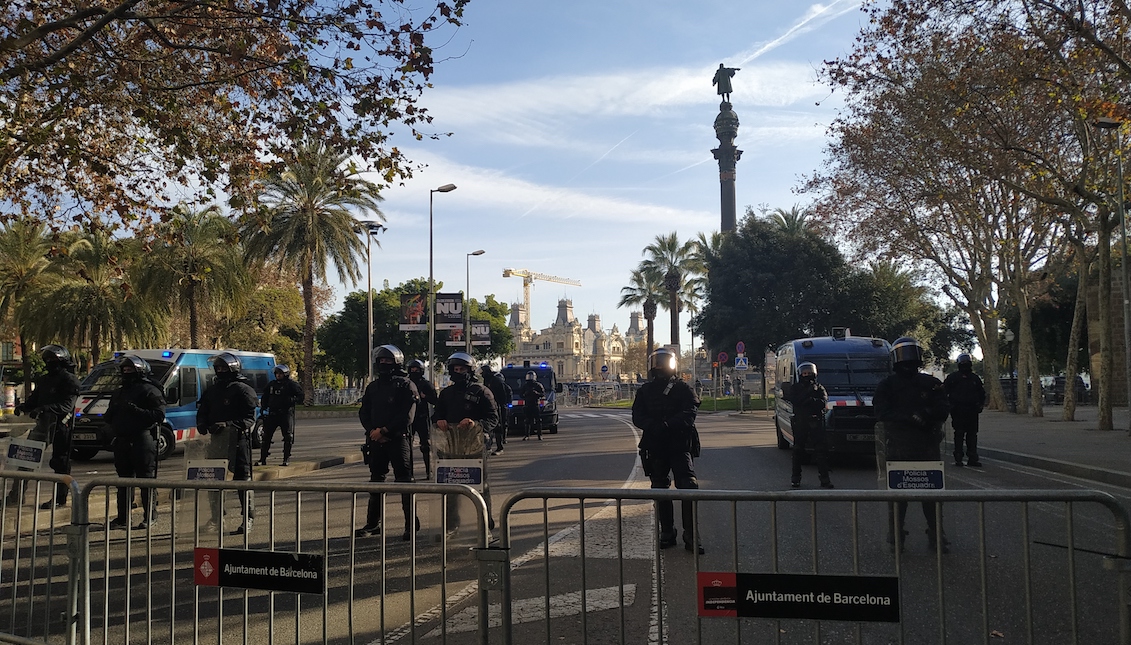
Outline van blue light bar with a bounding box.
[540,362,548,368]
[162,351,173,358]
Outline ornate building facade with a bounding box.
[507,300,627,381]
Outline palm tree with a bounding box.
[640,232,701,347]
[618,267,665,356]
[0,219,57,392]
[242,140,384,403]
[768,204,815,236]
[23,224,168,366]
[137,204,251,348]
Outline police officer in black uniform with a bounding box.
[632,348,704,553]
[105,355,166,530]
[433,352,499,529]
[406,359,438,479]
[356,345,419,540]
[944,353,986,468]
[784,362,834,489]
[519,371,546,440]
[257,364,304,466]
[480,364,512,454]
[874,336,951,553]
[9,344,81,508]
[197,352,259,534]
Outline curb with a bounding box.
[252,453,365,481]
[978,446,1131,489]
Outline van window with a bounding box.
[179,367,199,402]
[804,355,890,389]
[245,370,270,394]
[80,359,175,393]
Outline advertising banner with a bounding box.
[471,320,491,347]
[433,293,464,330]
[398,293,428,331]
[445,327,466,347]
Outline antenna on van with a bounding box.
[831,327,850,340]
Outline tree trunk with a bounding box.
[1017,291,1043,417]
[1098,220,1114,431]
[90,319,102,367]
[19,330,31,400]
[1016,325,1029,415]
[188,281,199,349]
[669,289,679,348]
[301,267,316,406]
[644,298,657,357]
[969,306,1005,410]
[1063,248,1088,421]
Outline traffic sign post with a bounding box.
[735,356,749,370]
[736,341,745,354]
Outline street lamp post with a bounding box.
[355,221,386,383]
[1096,117,1131,432]
[465,249,485,353]
[429,184,457,386]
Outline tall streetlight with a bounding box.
[1095,117,1131,432]
[465,250,485,352]
[429,183,457,385]
[354,221,386,383]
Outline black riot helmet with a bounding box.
[891,337,925,368]
[273,364,291,379]
[406,359,426,377]
[374,345,404,375]
[447,352,475,386]
[210,352,242,375]
[649,347,678,379]
[525,371,536,381]
[40,344,72,368]
[956,353,972,365]
[117,355,152,382]
[798,362,817,379]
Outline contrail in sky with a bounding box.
[736,1,861,65]
[520,131,638,217]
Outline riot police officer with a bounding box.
[784,362,833,489]
[433,352,499,529]
[632,348,704,553]
[874,336,951,553]
[356,345,419,540]
[9,344,81,508]
[519,371,546,440]
[406,359,438,479]
[258,364,303,466]
[197,352,259,535]
[105,355,166,530]
[480,364,512,453]
[944,353,986,468]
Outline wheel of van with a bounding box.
[548,424,558,434]
[157,426,176,461]
[774,417,790,450]
[71,447,100,461]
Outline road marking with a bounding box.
[422,584,638,636]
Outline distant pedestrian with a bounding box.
[197,352,258,535]
[694,379,704,398]
[518,371,546,440]
[356,345,419,540]
[944,353,985,468]
[257,364,303,466]
[783,362,833,489]
[8,345,81,508]
[406,359,438,480]
[723,375,732,396]
[105,355,165,530]
[480,364,512,454]
[874,337,951,553]
[632,348,704,554]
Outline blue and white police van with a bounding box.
[499,361,562,435]
[773,330,891,456]
[71,349,277,461]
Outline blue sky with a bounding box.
[349,1,867,351]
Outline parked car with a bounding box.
[1043,375,1090,405]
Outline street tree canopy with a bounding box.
[0,0,467,228]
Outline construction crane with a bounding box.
[502,268,582,324]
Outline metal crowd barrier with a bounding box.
[1,472,493,645]
[499,488,1131,645]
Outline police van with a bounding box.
[499,361,562,435]
[71,349,277,461]
[773,331,891,456]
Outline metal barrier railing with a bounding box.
[499,488,1131,645]
[1,473,493,645]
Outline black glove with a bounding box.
[13,403,24,416]
[198,424,209,435]
[28,407,40,419]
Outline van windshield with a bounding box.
[500,369,553,397]
[80,360,175,393]
[805,355,890,390]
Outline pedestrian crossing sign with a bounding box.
[735,356,749,370]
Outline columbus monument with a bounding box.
[711,63,742,233]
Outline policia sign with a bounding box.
[195,548,324,594]
[698,572,900,622]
